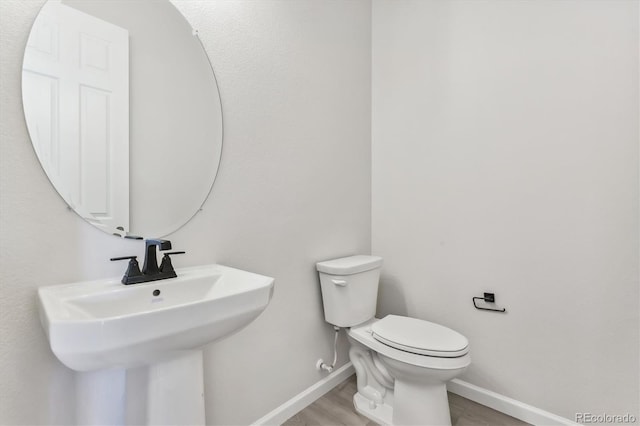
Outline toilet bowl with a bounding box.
[347,317,470,425]
[316,255,471,426]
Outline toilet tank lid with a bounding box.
[316,255,383,275]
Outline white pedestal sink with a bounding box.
[37,264,274,425]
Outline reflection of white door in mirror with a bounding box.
[24,0,223,239]
[23,2,130,235]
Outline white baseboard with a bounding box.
[251,362,355,426]
[447,379,579,426]
[251,364,577,426]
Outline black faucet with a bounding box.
[110,239,185,285]
[142,239,172,276]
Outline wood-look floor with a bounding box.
[283,375,530,426]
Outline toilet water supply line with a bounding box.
[316,326,340,373]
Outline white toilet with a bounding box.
[316,255,470,426]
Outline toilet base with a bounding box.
[393,379,451,426]
[354,384,451,426]
[353,392,393,425]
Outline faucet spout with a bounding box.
[142,239,172,276]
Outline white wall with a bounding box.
[0,1,371,424]
[372,0,639,421]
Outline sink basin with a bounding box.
[38,264,275,371]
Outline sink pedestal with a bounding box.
[147,351,205,425]
[76,369,126,425]
[76,351,205,426]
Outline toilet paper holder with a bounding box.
[472,292,506,313]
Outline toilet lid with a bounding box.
[371,315,469,357]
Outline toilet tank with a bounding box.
[316,255,383,327]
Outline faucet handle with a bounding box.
[110,256,143,285]
[159,251,185,275]
[110,255,137,261]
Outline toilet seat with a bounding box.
[348,319,471,370]
[371,315,469,358]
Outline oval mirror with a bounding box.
[22,0,223,238]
